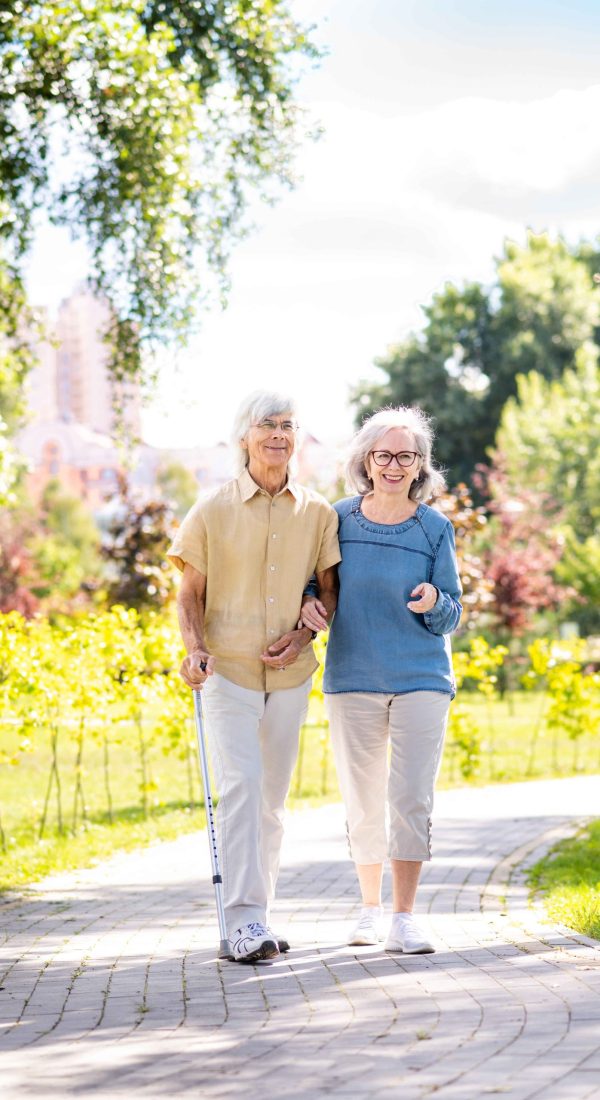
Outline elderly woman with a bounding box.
[302,407,461,954]
[168,391,339,963]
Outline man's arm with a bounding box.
[315,565,338,623]
[177,563,216,688]
[300,565,338,633]
[261,567,339,669]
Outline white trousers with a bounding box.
[326,690,450,863]
[202,672,311,933]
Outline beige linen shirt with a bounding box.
[167,468,340,691]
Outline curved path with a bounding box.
[1,776,599,1099]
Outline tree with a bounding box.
[490,235,598,408]
[353,233,600,484]
[0,514,40,617]
[353,283,493,482]
[103,477,175,611]
[495,346,600,538]
[495,347,600,632]
[555,532,600,636]
[474,462,569,639]
[436,484,493,631]
[28,480,104,606]
[0,479,103,612]
[0,2,319,389]
[0,261,38,502]
[157,461,198,518]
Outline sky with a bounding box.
[24,0,600,449]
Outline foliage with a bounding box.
[0,416,21,506]
[352,232,600,484]
[495,347,600,631]
[0,511,41,617]
[0,607,337,881]
[555,531,600,636]
[0,259,39,500]
[28,479,103,606]
[496,346,600,538]
[0,480,103,614]
[102,477,176,610]
[352,281,493,483]
[0,261,38,427]
[447,636,508,779]
[528,821,600,940]
[157,461,199,519]
[473,459,571,637]
[436,484,493,629]
[0,1,318,389]
[492,234,598,399]
[1,611,599,887]
[522,637,600,773]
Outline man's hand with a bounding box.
[261,629,310,670]
[300,598,329,633]
[407,583,438,614]
[179,650,216,689]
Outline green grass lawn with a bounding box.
[439,692,600,787]
[1,690,598,893]
[528,821,600,940]
[0,711,339,892]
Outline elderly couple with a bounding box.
[168,390,462,964]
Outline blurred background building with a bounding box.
[17,286,339,515]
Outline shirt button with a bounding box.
[272,533,277,539]
[270,565,276,572]
[269,629,276,634]
[268,597,275,603]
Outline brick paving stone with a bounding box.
[1,775,599,1098]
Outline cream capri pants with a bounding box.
[325,690,451,864]
[202,672,311,934]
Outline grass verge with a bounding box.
[0,804,207,894]
[2,691,599,894]
[528,821,600,940]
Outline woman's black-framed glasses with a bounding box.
[370,450,421,468]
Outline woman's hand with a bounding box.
[300,598,329,633]
[407,583,438,614]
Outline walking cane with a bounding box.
[192,686,232,961]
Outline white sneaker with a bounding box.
[384,913,434,954]
[267,927,290,953]
[230,922,279,963]
[348,905,384,946]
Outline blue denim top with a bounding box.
[323,497,462,697]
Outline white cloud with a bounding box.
[393,86,600,211]
[23,9,600,452]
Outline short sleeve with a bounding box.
[315,506,341,572]
[167,500,208,575]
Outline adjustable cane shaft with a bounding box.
[193,689,231,960]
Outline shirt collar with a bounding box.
[238,466,301,503]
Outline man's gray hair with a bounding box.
[230,390,299,476]
[345,406,446,501]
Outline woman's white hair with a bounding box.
[346,406,446,501]
[230,389,299,476]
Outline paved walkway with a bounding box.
[1,776,599,1099]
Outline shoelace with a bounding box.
[246,921,269,937]
[356,911,378,930]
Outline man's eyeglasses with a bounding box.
[370,450,421,468]
[255,418,298,434]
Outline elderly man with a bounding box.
[168,391,339,963]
